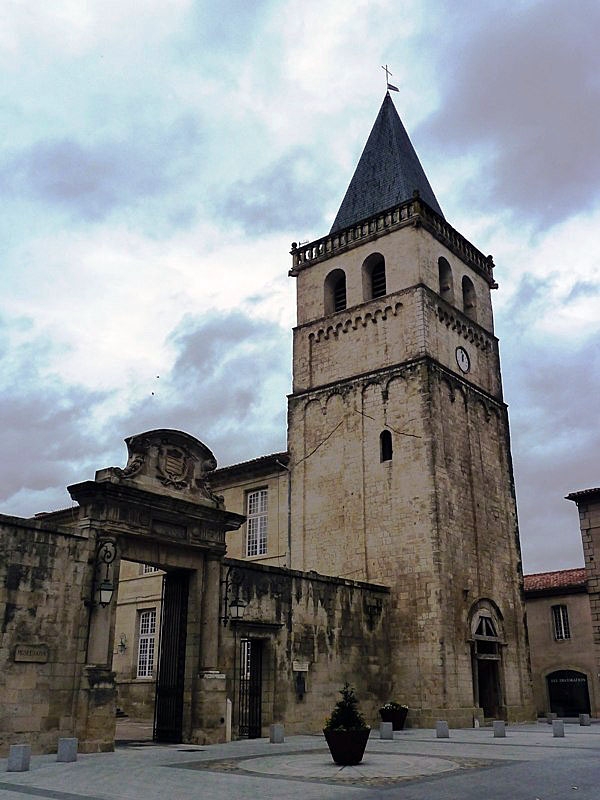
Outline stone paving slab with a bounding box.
[1,725,600,800]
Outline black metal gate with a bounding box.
[154,570,189,743]
[239,638,263,738]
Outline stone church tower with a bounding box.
[287,93,533,724]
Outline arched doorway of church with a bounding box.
[547,670,591,717]
[469,602,505,719]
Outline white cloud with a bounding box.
[0,0,597,572]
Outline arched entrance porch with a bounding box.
[69,429,244,752]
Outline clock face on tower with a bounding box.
[455,346,470,374]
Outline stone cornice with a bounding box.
[289,356,507,412]
[290,196,497,288]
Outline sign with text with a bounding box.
[14,644,48,663]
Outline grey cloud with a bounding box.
[0,310,290,516]
[188,0,274,56]
[501,333,600,571]
[565,281,600,304]
[0,319,113,513]
[1,115,203,221]
[498,272,563,335]
[421,0,600,229]
[118,310,290,467]
[220,148,331,235]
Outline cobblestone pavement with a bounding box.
[1,723,599,800]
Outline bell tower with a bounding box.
[287,93,533,725]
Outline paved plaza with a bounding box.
[2,722,600,800]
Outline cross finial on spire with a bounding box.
[381,64,399,93]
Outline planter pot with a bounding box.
[323,728,371,765]
[379,707,408,730]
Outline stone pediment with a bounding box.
[95,429,224,507]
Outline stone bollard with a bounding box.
[552,719,565,738]
[493,720,506,738]
[269,724,284,744]
[380,721,394,740]
[579,713,591,727]
[435,720,450,739]
[7,744,31,772]
[57,738,78,762]
[546,712,557,724]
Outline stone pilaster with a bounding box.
[75,666,116,753]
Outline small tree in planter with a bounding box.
[378,701,408,730]
[323,683,371,765]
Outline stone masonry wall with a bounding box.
[294,225,494,332]
[574,493,600,688]
[219,559,391,736]
[426,369,533,721]
[287,360,533,723]
[0,514,93,755]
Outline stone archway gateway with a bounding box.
[68,429,245,751]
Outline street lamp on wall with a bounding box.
[85,539,117,609]
[220,565,246,625]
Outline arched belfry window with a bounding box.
[438,257,454,303]
[380,429,393,462]
[362,253,386,301]
[324,269,347,314]
[462,276,477,321]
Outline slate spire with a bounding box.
[330,92,443,234]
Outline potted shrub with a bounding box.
[378,701,408,730]
[323,683,371,765]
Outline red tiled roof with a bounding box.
[523,568,586,593]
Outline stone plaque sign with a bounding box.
[14,644,48,663]
[292,660,309,672]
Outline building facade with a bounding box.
[114,92,534,728]
[524,568,598,717]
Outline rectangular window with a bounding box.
[142,564,159,574]
[552,604,571,640]
[246,489,268,557]
[137,609,157,678]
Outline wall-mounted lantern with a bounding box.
[220,565,246,625]
[117,633,128,654]
[86,539,117,609]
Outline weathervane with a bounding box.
[381,64,399,93]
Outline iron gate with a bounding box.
[239,638,263,738]
[154,570,189,743]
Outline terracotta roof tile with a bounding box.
[523,568,587,593]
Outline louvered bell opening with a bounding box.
[371,262,386,298]
[333,279,347,311]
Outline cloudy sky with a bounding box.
[1,0,598,573]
